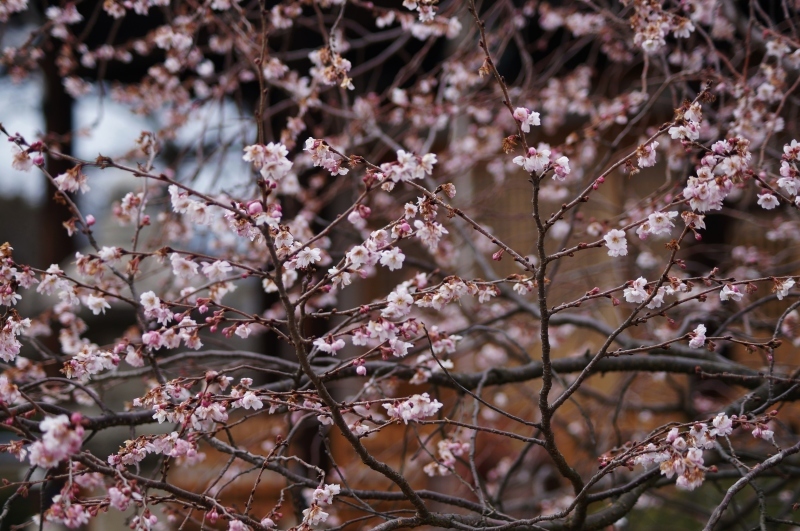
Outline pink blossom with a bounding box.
[757,192,780,210]
[603,229,628,257]
[170,253,199,278]
[720,284,743,302]
[29,415,84,468]
[710,413,733,437]
[108,487,132,511]
[85,293,110,315]
[512,147,550,174]
[295,247,322,268]
[54,166,90,193]
[142,330,164,349]
[302,504,329,526]
[243,142,293,180]
[512,107,541,133]
[689,324,707,348]
[379,247,405,271]
[623,277,649,304]
[775,278,795,300]
[202,260,233,281]
[11,145,33,172]
[313,483,341,505]
[140,291,161,312]
[646,211,678,236]
[668,120,700,141]
[383,393,443,424]
[552,155,571,180]
[313,336,346,355]
[0,374,21,404]
[752,424,774,441]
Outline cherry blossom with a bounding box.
[85,294,110,315]
[552,155,571,180]
[604,229,628,257]
[637,141,659,168]
[243,143,293,181]
[775,278,795,300]
[623,277,649,304]
[710,413,734,437]
[752,424,775,441]
[379,247,405,271]
[313,336,346,355]
[720,284,744,302]
[1,3,799,529]
[28,415,84,468]
[689,324,707,348]
[512,146,550,174]
[54,166,90,193]
[11,145,33,171]
[202,260,233,281]
[295,247,322,268]
[757,192,780,210]
[383,393,443,424]
[513,107,541,133]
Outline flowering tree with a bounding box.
[3,0,800,529]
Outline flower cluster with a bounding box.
[304,138,349,176]
[636,211,678,239]
[0,312,30,363]
[309,47,354,90]
[29,414,84,468]
[424,438,470,476]
[378,150,437,185]
[302,483,341,526]
[383,393,443,424]
[243,143,293,181]
[631,1,694,55]
[108,431,205,469]
[683,137,751,212]
[2,1,800,528]
[622,276,688,308]
[634,413,774,491]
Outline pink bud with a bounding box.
[492,249,504,261]
[33,154,44,166]
[206,509,219,524]
[356,365,367,376]
[247,201,264,215]
[596,176,605,183]
[141,215,150,226]
[85,214,96,226]
[358,204,371,218]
